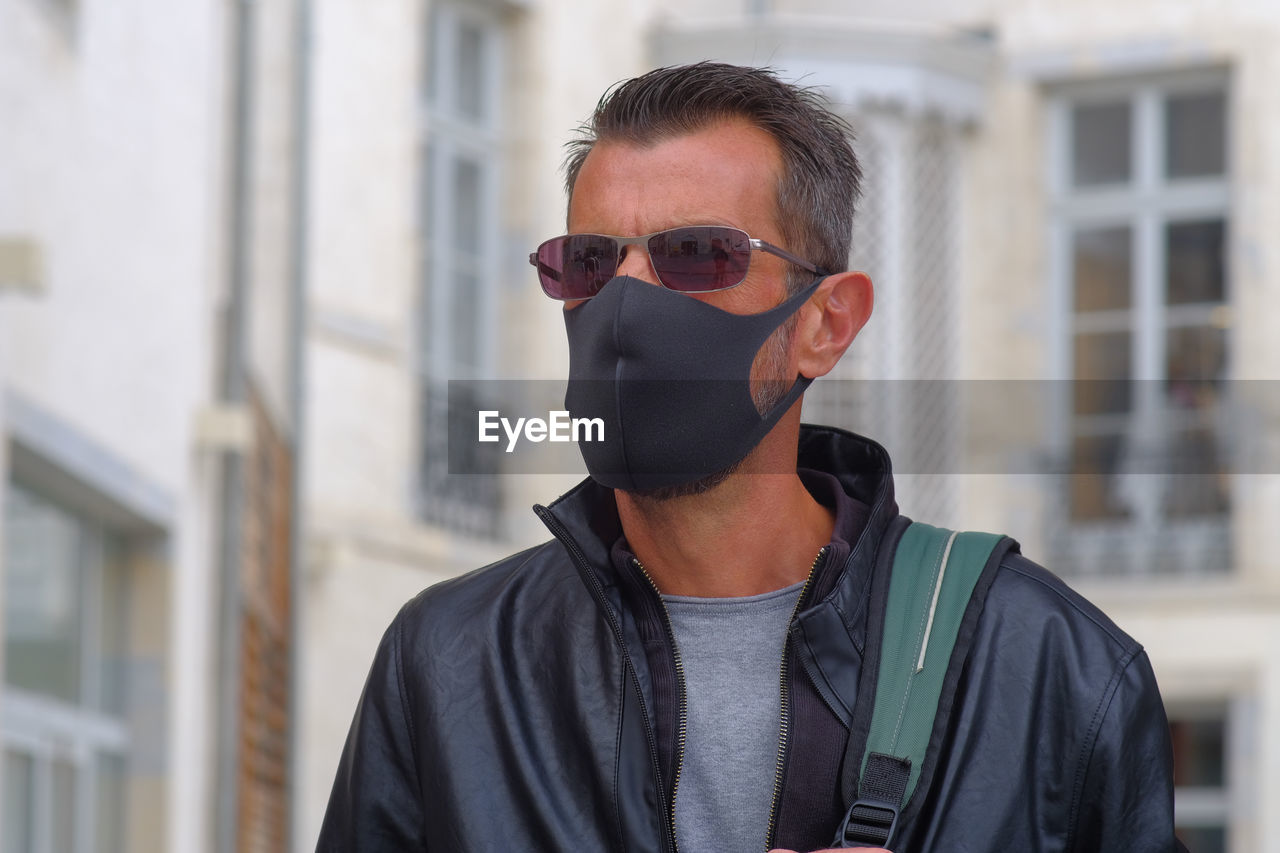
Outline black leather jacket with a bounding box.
[318,426,1180,852]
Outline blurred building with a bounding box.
[1,1,307,851]
[2,1,1278,852]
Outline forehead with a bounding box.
[568,119,784,239]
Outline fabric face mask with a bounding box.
[563,275,824,492]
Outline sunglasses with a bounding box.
[529,225,827,301]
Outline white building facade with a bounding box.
[298,2,1280,852]
[2,1,306,851]
[2,1,1276,851]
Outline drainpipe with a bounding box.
[216,1,255,852]
[284,0,312,849]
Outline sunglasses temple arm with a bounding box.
[750,239,826,276]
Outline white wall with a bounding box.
[0,1,223,493]
[0,1,230,850]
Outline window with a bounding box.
[1169,706,1232,853]
[1047,74,1231,576]
[416,1,504,536]
[2,481,129,853]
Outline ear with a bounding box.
[794,271,873,379]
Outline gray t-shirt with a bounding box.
[662,580,806,853]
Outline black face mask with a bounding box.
[563,275,824,492]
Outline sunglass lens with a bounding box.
[648,227,750,292]
[536,235,618,299]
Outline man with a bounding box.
[318,63,1180,852]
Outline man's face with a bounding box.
[567,118,795,319]
[567,118,801,415]
[564,119,805,497]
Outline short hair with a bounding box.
[564,62,862,292]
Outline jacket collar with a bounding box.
[540,424,899,604]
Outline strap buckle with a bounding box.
[836,798,899,848]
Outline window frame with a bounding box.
[414,1,507,535]
[1166,698,1244,852]
[1044,69,1233,575]
[2,480,132,853]
[418,0,504,383]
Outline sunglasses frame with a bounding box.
[529,225,828,301]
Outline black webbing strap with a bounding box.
[836,753,910,846]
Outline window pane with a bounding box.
[1167,219,1226,305]
[1073,331,1132,415]
[1167,325,1226,392]
[1163,429,1230,518]
[455,21,485,121]
[1070,433,1133,521]
[453,158,481,254]
[417,380,501,536]
[1170,716,1226,786]
[420,144,438,373]
[1072,101,1131,187]
[1175,826,1225,853]
[97,539,130,715]
[4,750,35,853]
[1166,91,1226,178]
[52,758,77,853]
[97,753,128,853]
[424,6,440,104]
[1170,712,1228,853]
[4,483,84,702]
[1073,226,1132,312]
[419,142,435,240]
[1164,327,1229,518]
[451,270,480,370]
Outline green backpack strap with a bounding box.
[835,522,1006,849]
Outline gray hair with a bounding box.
[564,62,862,293]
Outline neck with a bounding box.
[615,451,834,598]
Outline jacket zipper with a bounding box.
[632,557,687,853]
[533,506,676,853]
[765,546,829,851]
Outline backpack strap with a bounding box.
[834,521,1011,848]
